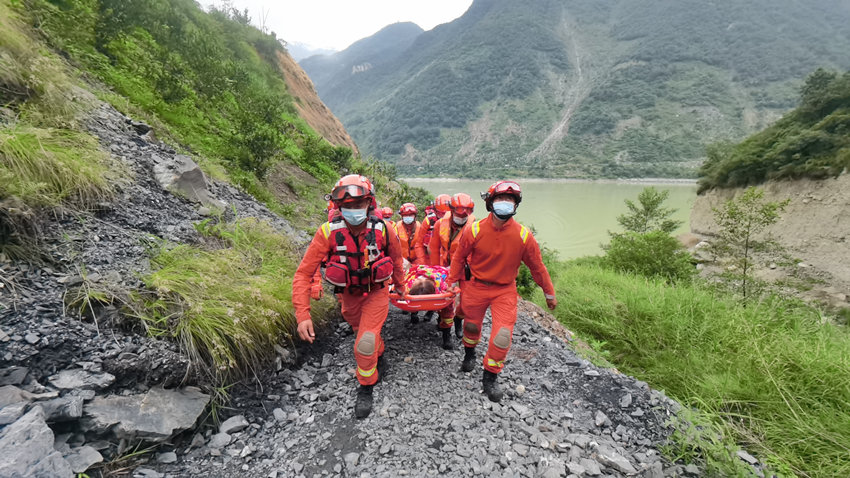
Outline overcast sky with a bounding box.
[198,0,474,51]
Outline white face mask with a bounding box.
[492,201,515,219]
[453,215,468,226]
[402,216,415,224]
[340,207,368,225]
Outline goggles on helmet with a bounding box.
[451,206,472,215]
[330,184,370,202]
[492,181,521,196]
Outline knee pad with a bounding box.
[464,321,479,335]
[493,327,512,350]
[355,332,376,356]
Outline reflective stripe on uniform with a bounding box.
[357,366,377,377]
[487,358,504,368]
[463,336,479,346]
[519,226,529,244]
[471,220,481,238]
[320,222,331,239]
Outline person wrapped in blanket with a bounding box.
[403,264,458,350]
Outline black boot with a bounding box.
[354,385,374,418]
[461,347,476,372]
[454,317,463,338]
[409,311,419,324]
[423,311,434,322]
[482,370,503,403]
[441,327,454,350]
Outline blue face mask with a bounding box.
[492,201,515,219]
[341,207,368,225]
[402,216,415,225]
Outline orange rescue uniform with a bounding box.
[292,219,405,385]
[413,213,440,264]
[447,214,555,374]
[395,219,421,264]
[427,213,475,328]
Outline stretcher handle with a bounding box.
[389,291,455,303]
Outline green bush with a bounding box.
[604,231,695,282]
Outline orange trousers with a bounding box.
[459,280,517,374]
[340,286,389,385]
[436,280,466,330]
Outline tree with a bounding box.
[616,187,683,234]
[712,187,789,301]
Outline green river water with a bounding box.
[404,179,697,259]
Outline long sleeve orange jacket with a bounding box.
[292,219,405,324]
[447,214,555,298]
[413,215,438,264]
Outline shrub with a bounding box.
[604,231,695,282]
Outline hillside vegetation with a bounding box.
[699,69,850,192]
[302,0,850,179]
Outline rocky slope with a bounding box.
[0,102,770,477]
[690,174,850,309]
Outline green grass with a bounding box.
[531,262,850,477]
[0,126,120,207]
[137,218,333,383]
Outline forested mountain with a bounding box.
[303,0,850,178]
[698,69,850,192]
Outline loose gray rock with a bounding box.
[83,387,209,441]
[208,433,232,449]
[40,396,84,422]
[24,333,40,344]
[596,444,638,474]
[344,452,360,468]
[153,155,225,209]
[620,393,633,408]
[219,415,249,434]
[0,366,28,386]
[0,407,73,477]
[579,457,602,476]
[65,446,103,473]
[156,452,178,464]
[48,369,115,390]
[737,450,759,465]
[0,401,27,426]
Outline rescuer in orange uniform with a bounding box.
[395,202,423,323]
[447,180,557,402]
[414,197,448,264]
[292,174,405,418]
[429,193,476,346]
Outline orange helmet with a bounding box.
[450,193,474,217]
[433,194,452,214]
[399,203,417,216]
[381,206,394,218]
[482,180,522,212]
[329,174,375,208]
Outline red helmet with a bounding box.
[381,206,394,218]
[450,193,475,217]
[399,203,417,216]
[482,180,522,212]
[329,174,375,208]
[433,194,452,214]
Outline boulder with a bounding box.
[153,155,226,209]
[40,396,84,422]
[83,387,209,441]
[0,406,73,477]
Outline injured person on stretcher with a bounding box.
[391,264,461,349]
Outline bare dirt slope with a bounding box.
[275,50,359,153]
[690,174,850,309]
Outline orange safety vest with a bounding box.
[395,220,420,261]
[321,216,394,292]
[437,214,475,266]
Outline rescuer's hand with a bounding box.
[297,320,316,343]
[546,297,557,310]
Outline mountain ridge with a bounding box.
[304,0,850,178]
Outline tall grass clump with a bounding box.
[533,262,850,477]
[0,126,117,207]
[139,218,328,383]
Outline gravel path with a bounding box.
[150,304,684,478]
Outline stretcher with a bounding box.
[389,287,458,312]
